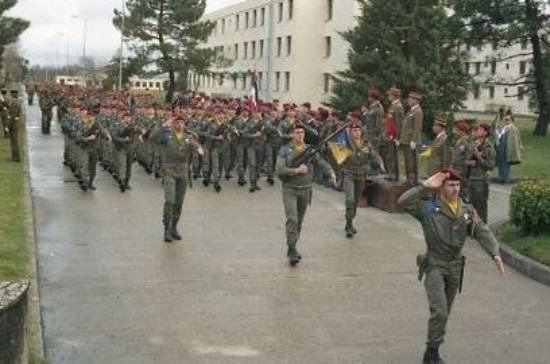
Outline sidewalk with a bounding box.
[26,102,550,364]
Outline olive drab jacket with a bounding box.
[399,104,423,145]
[276,142,333,189]
[398,185,500,262]
[342,139,383,179]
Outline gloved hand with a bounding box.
[410,141,417,150]
[394,139,400,146]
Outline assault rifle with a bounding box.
[289,121,352,168]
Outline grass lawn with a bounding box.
[509,118,550,179]
[497,222,550,266]
[0,135,27,280]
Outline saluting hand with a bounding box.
[423,172,448,189]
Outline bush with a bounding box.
[510,178,550,235]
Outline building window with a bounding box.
[520,61,526,75]
[327,0,333,21]
[245,12,249,28]
[278,2,283,22]
[232,74,237,89]
[135,81,140,87]
[234,43,239,60]
[242,74,247,90]
[521,39,528,50]
[473,84,480,99]
[149,81,154,88]
[221,18,225,34]
[253,9,257,27]
[324,73,331,93]
[244,42,248,59]
[506,63,510,70]
[288,0,294,20]
[277,37,282,57]
[260,8,266,26]
[518,86,524,100]
[251,41,256,59]
[491,61,496,75]
[504,88,508,95]
[464,62,469,74]
[219,74,225,86]
[286,36,292,56]
[475,62,481,75]
[275,72,281,91]
[259,40,264,58]
[325,36,332,57]
[284,72,290,91]
[155,82,160,89]
[489,86,495,99]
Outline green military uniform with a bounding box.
[400,102,423,186]
[276,139,334,265]
[0,89,9,138]
[263,114,283,185]
[450,134,472,201]
[467,138,496,223]
[7,90,22,162]
[243,115,265,192]
[399,184,500,363]
[75,114,108,190]
[112,116,136,192]
[363,99,384,152]
[39,90,54,134]
[342,137,383,237]
[152,124,201,242]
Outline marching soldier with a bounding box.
[243,108,265,192]
[276,123,336,265]
[467,123,496,223]
[39,88,55,134]
[400,91,423,186]
[7,89,23,162]
[342,115,385,238]
[112,112,136,192]
[263,105,283,186]
[151,115,202,242]
[398,169,505,364]
[450,121,471,201]
[426,115,451,176]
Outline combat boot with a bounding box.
[124,179,132,190]
[345,219,354,238]
[170,225,182,240]
[88,178,96,190]
[267,177,274,186]
[214,182,222,193]
[286,243,302,266]
[164,227,173,242]
[422,347,445,364]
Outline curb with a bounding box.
[22,102,46,360]
[490,220,550,287]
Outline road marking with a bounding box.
[192,344,259,357]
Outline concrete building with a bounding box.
[193,0,535,115]
[189,0,360,106]
[462,41,533,116]
[129,73,169,92]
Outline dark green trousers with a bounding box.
[282,187,310,248]
[343,175,364,220]
[469,179,489,223]
[424,262,461,348]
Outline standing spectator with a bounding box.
[496,115,522,183]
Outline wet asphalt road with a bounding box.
[25,100,550,364]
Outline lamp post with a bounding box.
[266,0,275,100]
[118,0,125,91]
[72,15,87,85]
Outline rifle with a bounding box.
[289,121,352,168]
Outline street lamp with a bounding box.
[72,15,87,85]
[118,0,125,91]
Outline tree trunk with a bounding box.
[527,0,549,136]
[166,68,175,104]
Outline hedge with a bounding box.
[510,178,550,235]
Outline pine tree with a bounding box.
[330,0,469,132]
[0,0,30,80]
[452,0,550,136]
[113,0,215,102]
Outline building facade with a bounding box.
[129,73,169,92]
[462,41,533,115]
[192,0,534,115]
[189,0,360,106]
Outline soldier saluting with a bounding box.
[398,168,505,364]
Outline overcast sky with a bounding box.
[6,0,242,66]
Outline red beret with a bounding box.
[454,121,470,133]
[292,123,306,131]
[368,88,380,100]
[349,111,362,119]
[349,122,362,129]
[438,167,463,182]
[475,123,491,135]
[331,110,342,119]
